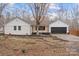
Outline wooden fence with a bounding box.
[69,29,79,36]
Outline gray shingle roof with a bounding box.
[0,16,32,29]
[5,16,32,25]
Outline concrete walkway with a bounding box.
[52,34,79,41]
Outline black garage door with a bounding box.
[51,27,67,33]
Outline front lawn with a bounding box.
[0,35,79,56]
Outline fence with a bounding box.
[69,29,79,36]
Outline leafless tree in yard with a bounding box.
[0,3,8,17]
[0,3,8,34]
[70,4,79,30]
[57,4,79,31]
[74,4,79,30]
[21,10,31,22]
[28,3,49,35]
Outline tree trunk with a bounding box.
[36,25,39,35]
[3,25,5,35]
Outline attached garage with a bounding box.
[51,27,67,33]
[49,20,69,34]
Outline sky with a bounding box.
[4,3,77,12]
[2,3,79,19]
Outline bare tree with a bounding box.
[0,11,11,34]
[28,3,49,35]
[74,4,79,30]
[63,4,79,35]
[0,3,8,34]
[70,4,79,30]
[0,3,8,17]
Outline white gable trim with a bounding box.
[50,20,69,27]
[6,18,31,26]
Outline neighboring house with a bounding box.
[4,17,32,35]
[49,20,69,34]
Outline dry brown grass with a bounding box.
[0,35,79,56]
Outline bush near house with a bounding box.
[69,29,79,36]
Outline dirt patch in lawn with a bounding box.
[0,35,79,56]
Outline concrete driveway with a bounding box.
[52,34,79,41]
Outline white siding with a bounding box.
[4,18,32,35]
[49,20,69,33]
[0,27,3,33]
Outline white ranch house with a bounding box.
[0,17,69,35]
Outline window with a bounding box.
[18,26,21,30]
[13,26,21,30]
[14,26,16,30]
[36,26,45,30]
[39,26,45,30]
